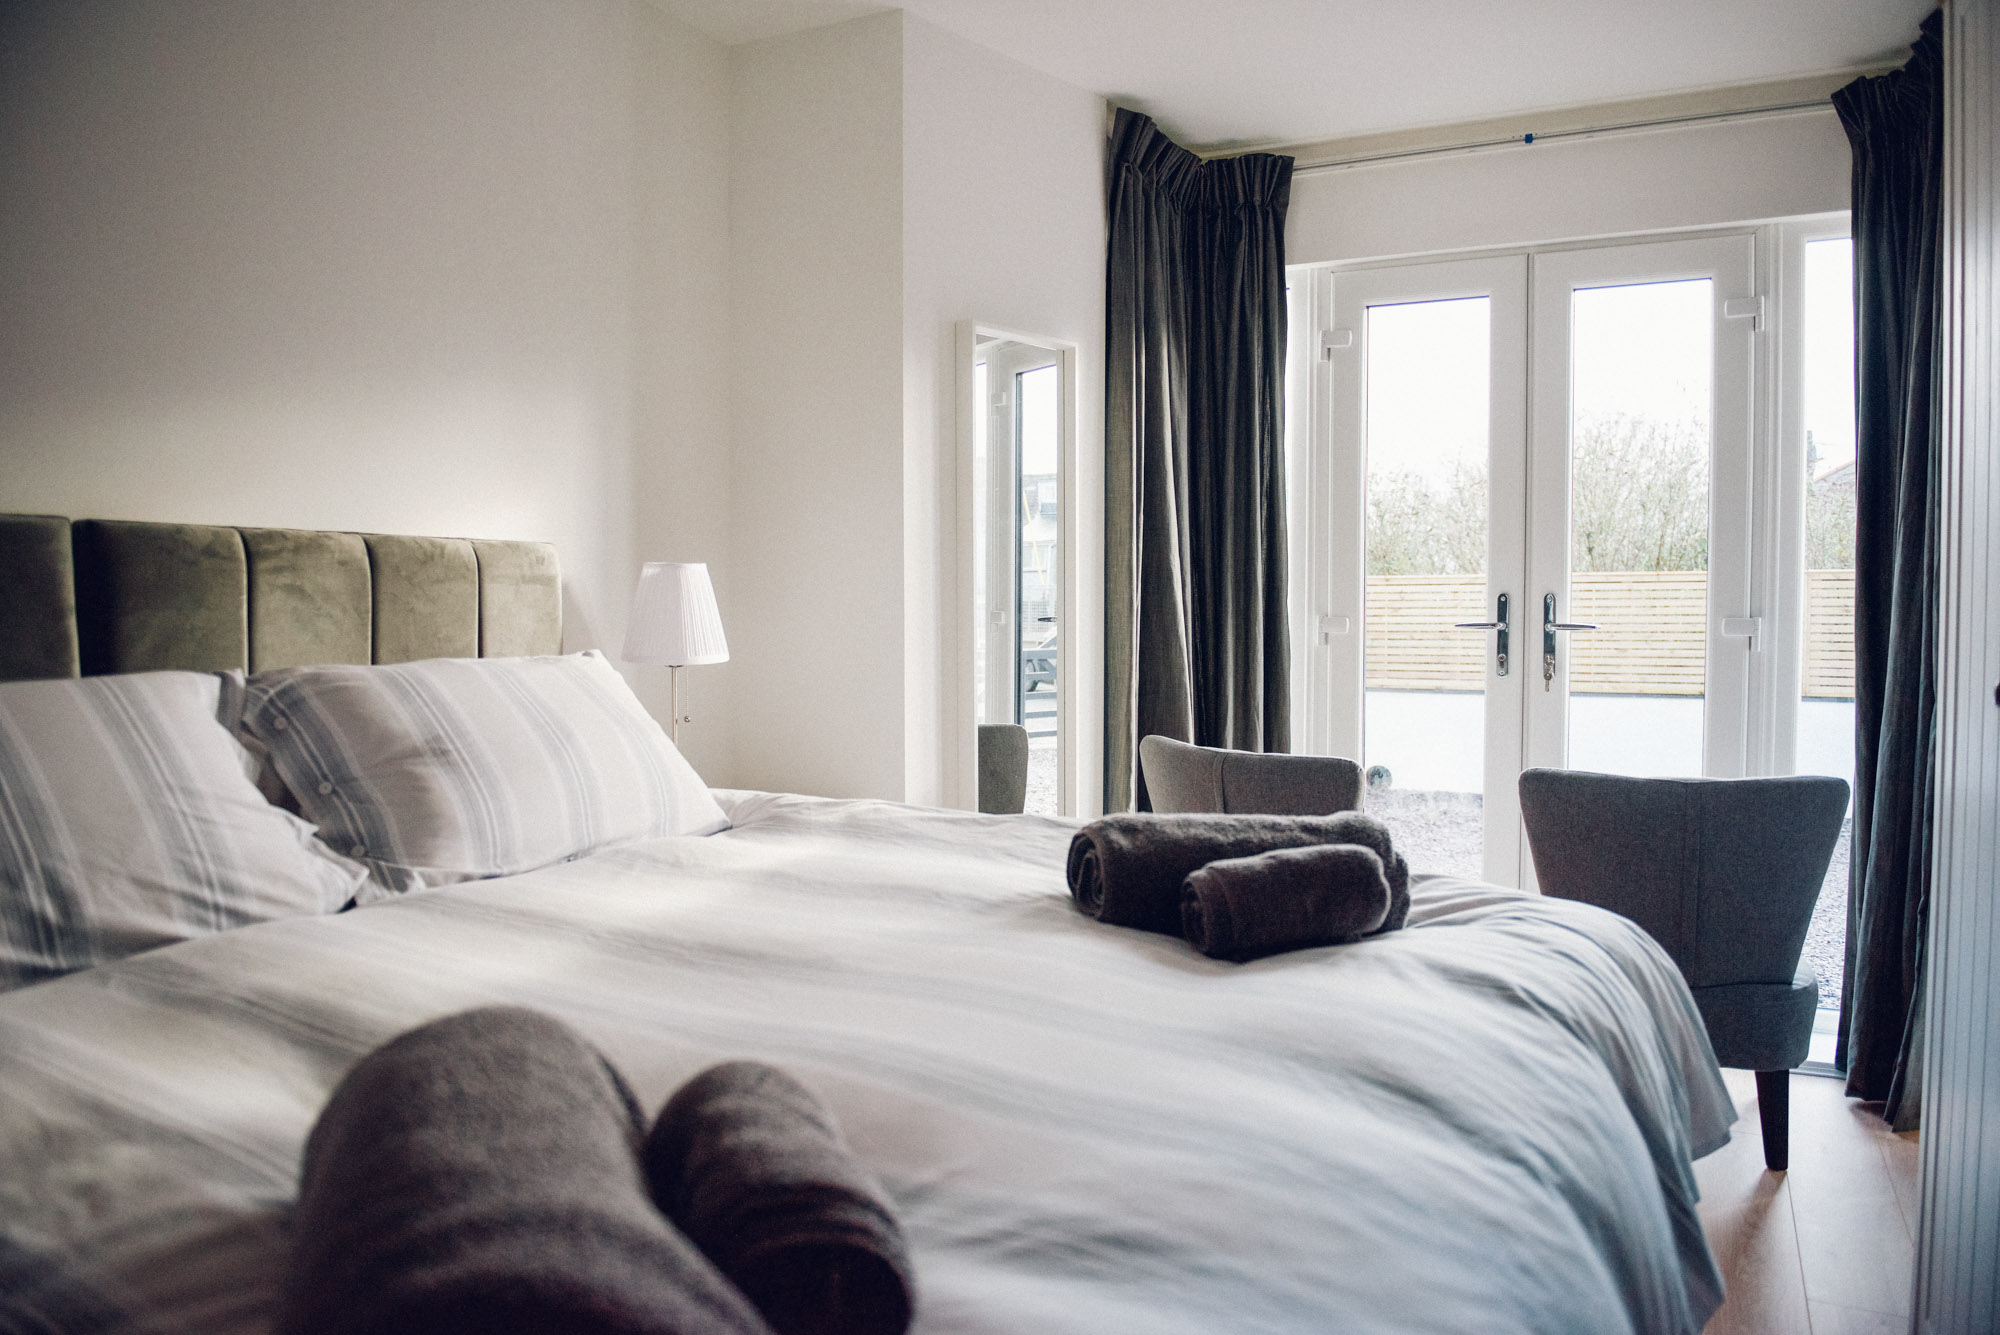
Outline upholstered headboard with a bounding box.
[0,515,561,682]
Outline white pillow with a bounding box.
[0,672,369,991]
[239,651,727,899]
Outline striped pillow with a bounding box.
[0,672,369,991]
[240,652,727,899]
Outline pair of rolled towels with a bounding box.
[280,1006,914,1335]
[1067,812,1411,961]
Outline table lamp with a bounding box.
[622,561,728,745]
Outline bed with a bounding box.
[0,515,1737,1334]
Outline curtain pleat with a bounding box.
[1832,10,1943,1131]
[1103,109,1292,812]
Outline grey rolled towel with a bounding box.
[1181,843,1395,961]
[644,1062,915,1335]
[280,1006,773,1335]
[1067,812,1410,935]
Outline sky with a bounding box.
[1365,296,1489,489]
[1358,237,1857,487]
[1570,278,1711,429]
[1803,238,1856,474]
[1019,364,1059,475]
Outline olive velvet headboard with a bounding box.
[0,515,561,683]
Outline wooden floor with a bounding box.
[1697,1068,1920,1334]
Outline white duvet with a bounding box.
[0,792,1734,1333]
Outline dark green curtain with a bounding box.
[1103,108,1292,812]
[1832,10,1942,1131]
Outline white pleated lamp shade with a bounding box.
[622,562,729,666]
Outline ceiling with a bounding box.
[655,0,1932,150]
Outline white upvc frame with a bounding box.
[1764,214,1856,777]
[950,322,1081,816]
[1315,256,1530,885]
[1294,221,1834,886]
[1526,233,1759,793]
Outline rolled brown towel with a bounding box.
[1066,812,1410,935]
[644,1062,915,1335]
[1181,843,1393,961]
[280,1007,773,1335]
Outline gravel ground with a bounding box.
[1365,788,1850,1009]
[1364,787,1485,880]
[1804,820,1850,1008]
[1024,739,1059,816]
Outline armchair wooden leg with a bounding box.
[1755,1069,1790,1171]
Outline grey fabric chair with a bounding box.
[1139,735,1363,816]
[977,724,1029,815]
[1517,768,1849,1171]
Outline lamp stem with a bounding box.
[669,664,685,746]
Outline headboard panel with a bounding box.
[0,515,561,682]
[0,515,80,681]
[243,528,372,670]
[75,520,249,676]
[365,534,481,664]
[473,540,565,658]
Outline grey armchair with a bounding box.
[977,724,1029,815]
[1517,768,1849,1171]
[1139,735,1363,816]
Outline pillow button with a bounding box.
[350,844,367,858]
[270,716,289,731]
[317,781,335,796]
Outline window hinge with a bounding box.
[1721,616,1763,652]
[1722,296,1765,332]
[1321,329,1353,359]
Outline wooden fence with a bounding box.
[1803,569,1856,699]
[1363,570,1855,698]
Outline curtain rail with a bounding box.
[1288,99,1834,175]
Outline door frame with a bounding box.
[1316,256,1530,884]
[1295,225,1796,887]
[951,322,1080,817]
[1525,234,1759,793]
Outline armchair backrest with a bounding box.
[1140,735,1363,816]
[1518,768,1849,988]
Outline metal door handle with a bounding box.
[1452,592,1509,677]
[1541,593,1596,691]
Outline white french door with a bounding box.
[1316,256,1529,885]
[1302,233,1760,886]
[1527,238,1758,792]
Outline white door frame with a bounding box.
[951,323,1080,816]
[1764,214,1854,779]
[1299,227,1781,887]
[1316,256,1529,884]
[1525,235,1760,802]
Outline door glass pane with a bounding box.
[1017,364,1060,815]
[1801,237,1857,1037]
[1565,279,1712,777]
[1362,297,1489,877]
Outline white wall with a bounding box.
[723,12,1106,805]
[0,0,1110,805]
[1287,110,1852,264]
[628,0,737,777]
[900,15,1108,810]
[724,13,906,797]
[0,0,738,774]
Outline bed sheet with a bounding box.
[0,791,1734,1334]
